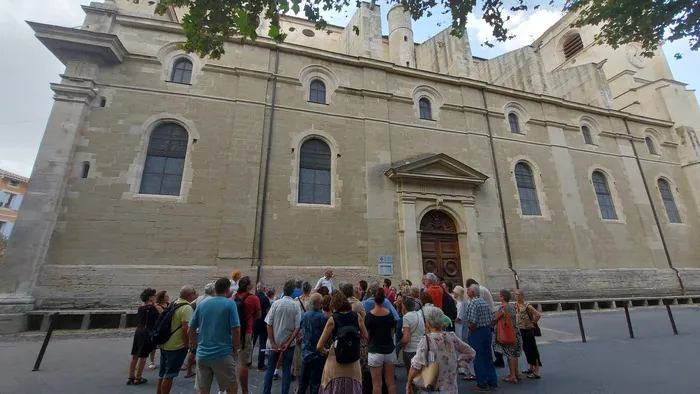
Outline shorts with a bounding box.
[368,351,398,367]
[159,348,189,379]
[239,334,254,366]
[196,353,238,391]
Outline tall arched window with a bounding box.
[140,123,188,196]
[582,125,594,145]
[658,179,681,223]
[508,113,521,134]
[81,161,90,179]
[592,171,617,219]
[419,97,432,120]
[515,162,541,216]
[645,136,658,155]
[563,33,583,59]
[298,139,331,204]
[309,80,326,104]
[171,58,193,84]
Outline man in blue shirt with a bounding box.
[362,282,400,321]
[465,283,497,392]
[298,293,328,394]
[188,277,241,394]
[290,277,304,299]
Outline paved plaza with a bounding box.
[0,307,698,394]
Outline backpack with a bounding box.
[151,302,188,346]
[234,293,251,346]
[333,313,360,364]
[441,289,458,321]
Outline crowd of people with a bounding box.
[127,269,543,393]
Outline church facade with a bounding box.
[2,1,700,318]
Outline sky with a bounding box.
[1,0,698,178]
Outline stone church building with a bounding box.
[1,1,700,323]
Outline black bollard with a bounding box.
[575,303,587,343]
[623,302,634,339]
[33,312,59,371]
[665,301,679,335]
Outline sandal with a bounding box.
[527,373,541,379]
[126,378,135,385]
[502,377,518,384]
[462,374,476,380]
[133,378,148,385]
[521,369,533,374]
[184,373,196,379]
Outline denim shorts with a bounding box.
[159,348,189,379]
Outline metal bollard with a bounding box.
[623,302,634,339]
[33,312,59,371]
[575,303,587,343]
[665,301,679,335]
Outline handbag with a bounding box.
[496,306,517,346]
[525,303,542,337]
[412,334,440,391]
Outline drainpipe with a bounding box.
[254,47,280,285]
[622,118,684,294]
[480,88,519,288]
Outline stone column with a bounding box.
[398,196,422,284]
[462,198,485,283]
[0,65,97,314]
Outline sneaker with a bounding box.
[273,372,280,381]
[148,362,156,370]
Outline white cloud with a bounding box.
[467,9,563,52]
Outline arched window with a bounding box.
[658,179,681,223]
[309,79,326,104]
[170,58,193,84]
[419,97,432,120]
[508,113,521,134]
[563,33,583,59]
[140,123,188,196]
[645,136,658,155]
[81,161,90,179]
[514,162,541,216]
[99,97,107,107]
[592,171,617,219]
[581,125,594,145]
[298,139,331,204]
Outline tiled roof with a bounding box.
[0,168,29,183]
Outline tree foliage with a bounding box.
[0,234,7,260]
[154,0,699,59]
[565,0,699,58]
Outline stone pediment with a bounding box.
[385,153,488,185]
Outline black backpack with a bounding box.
[333,313,360,364]
[234,293,251,346]
[442,289,458,321]
[151,302,188,346]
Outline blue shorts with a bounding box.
[159,348,188,379]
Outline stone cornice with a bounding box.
[50,83,98,104]
[27,21,128,65]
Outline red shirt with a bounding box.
[425,285,444,310]
[233,291,261,334]
[385,288,396,305]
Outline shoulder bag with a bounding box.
[525,303,542,337]
[496,305,517,346]
[412,334,440,392]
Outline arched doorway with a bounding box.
[420,210,464,286]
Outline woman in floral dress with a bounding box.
[492,289,523,384]
[406,305,475,394]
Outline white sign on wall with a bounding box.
[378,255,393,276]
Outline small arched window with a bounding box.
[170,58,193,84]
[563,33,583,59]
[592,171,617,220]
[658,179,681,223]
[514,162,541,216]
[645,136,658,155]
[419,97,432,120]
[140,123,188,196]
[298,138,331,204]
[81,161,90,179]
[309,79,326,104]
[508,113,521,134]
[582,125,594,145]
[99,97,107,107]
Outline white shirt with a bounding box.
[229,279,239,294]
[479,285,495,313]
[314,276,334,293]
[402,310,426,353]
[265,295,301,347]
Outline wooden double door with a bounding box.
[420,210,464,286]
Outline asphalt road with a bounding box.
[0,306,698,394]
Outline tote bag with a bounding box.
[496,306,517,346]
